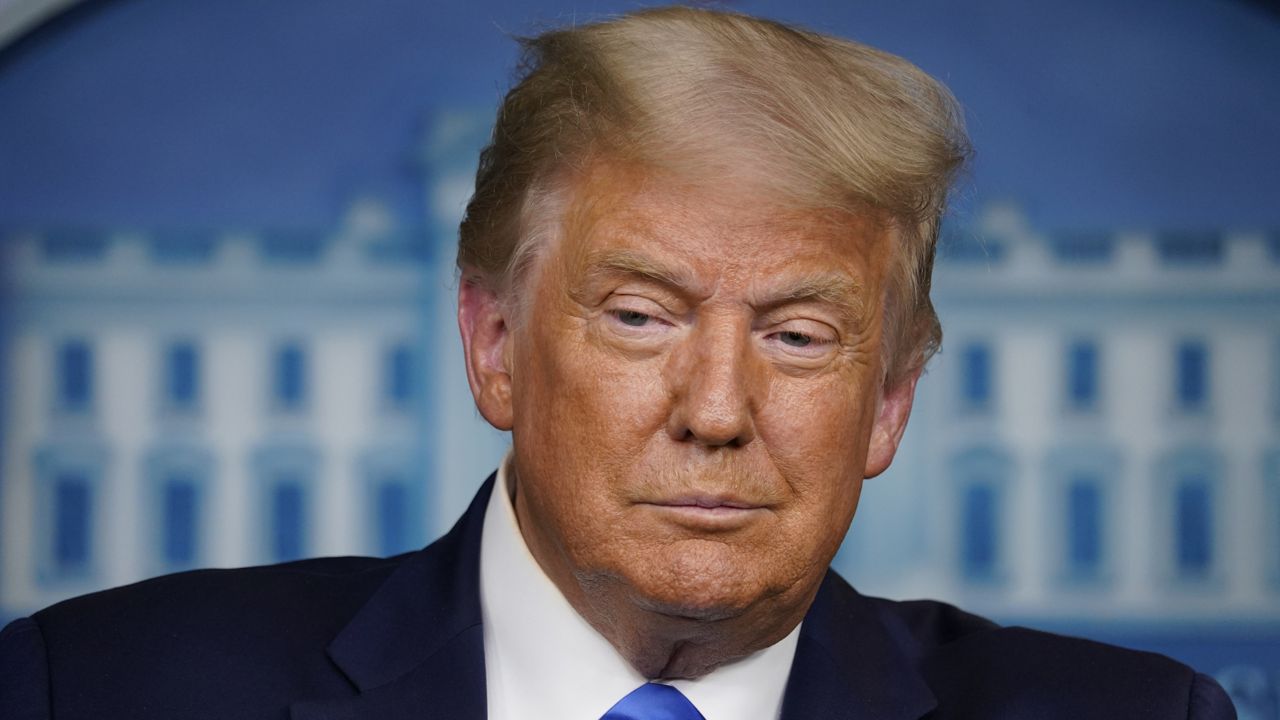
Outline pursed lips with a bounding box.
[639,494,771,530]
[657,495,759,510]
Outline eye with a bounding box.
[613,309,653,327]
[601,296,673,339]
[778,330,813,348]
[762,318,838,361]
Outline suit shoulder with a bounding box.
[37,554,400,630]
[865,595,1000,648]
[867,594,1181,675]
[33,555,403,670]
[924,625,1227,717]
[22,554,411,718]
[864,596,1234,718]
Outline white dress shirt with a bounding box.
[480,455,801,720]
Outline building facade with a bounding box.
[0,203,439,616]
[919,206,1280,626]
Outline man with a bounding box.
[0,6,1235,719]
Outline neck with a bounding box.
[573,581,811,679]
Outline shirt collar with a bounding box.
[480,452,800,720]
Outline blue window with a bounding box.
[959,342,993,411]
[42,231,107,262]
[1066,476,1103,576]
[366,230,433,264]
[1175,475,1213,578]
[165,342,200,410]
[146,447,211,572]
[1268,233,1280,264]
[1047,445,1119,585]
[260,230,323,263]
[270,477,308,562]
[385,343,414,410]
[1066,340,1099,411]
[57,340,93,412]
[160,474,200,567]
[953,447,1010,583]
[360,449,423,556]
[375,480,410,556]
[53,471,93,573]
[253,445,317,564]
[1157,232,1223,266]
[961,482,999,580]
[36,445,106,584]
[1049,232,1114,264]
[274,343,307,411]
[1175,340,1209,412]
[149,231,216,265]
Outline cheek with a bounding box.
[546,330,668,429]
[514,319,671,485]
[584,357,672,434]
[757,376,873,555]
[761,375,873,476]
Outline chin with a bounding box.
[619,541,772,623]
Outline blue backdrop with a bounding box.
[1,0,1278,714]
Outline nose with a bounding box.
[665,318,760,448]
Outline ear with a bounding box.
[863,370,920,479]
[457,279,514,431]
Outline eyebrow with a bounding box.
[581,249,700,294]
[579,248,868,322]
[751,272,869,325]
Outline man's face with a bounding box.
[462,160,916,633]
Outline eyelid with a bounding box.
[766,330,836,351]
[760,319,840,362]
[765,316,838,341]
[602,294,679,336]
[606,291,683,318]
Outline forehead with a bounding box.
[545,161,891,289]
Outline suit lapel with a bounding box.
[291,476,496,720]
[780,573,937,720]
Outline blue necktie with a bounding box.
[600,682,705,720]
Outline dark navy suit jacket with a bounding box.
[0,477,1236,719]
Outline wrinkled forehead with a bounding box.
[522,157,895,300]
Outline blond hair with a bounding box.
[458,6,969,386]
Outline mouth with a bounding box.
[640,495,769,531]
[662,495,760,510]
